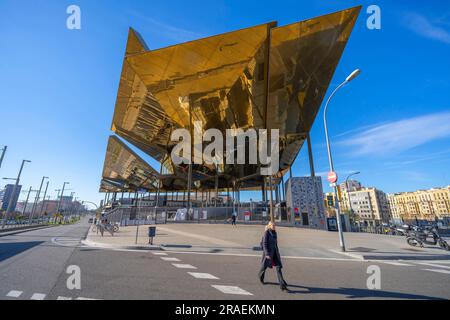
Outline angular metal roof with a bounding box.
[102,6,361,192]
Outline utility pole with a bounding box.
[25,187,35,224]
[30,176,48,225]
[39,181,49,217]
[56,182,69,223]
[0,146,7,170]
[2,159,31,229]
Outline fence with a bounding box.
[102,205,287,225]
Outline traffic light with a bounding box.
[327,195,334,207]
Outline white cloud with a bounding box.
[339,112,450,156]
[403,12,450,44]
[129,11,204,43]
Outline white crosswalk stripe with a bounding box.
[423,269,450,275]
[51,237,82,247]
[172,263,197,269]
[417,262,450,270]
[211,285,253,296]
[30,293,46,300]
[6,290,23,298]
[152,252,168,256]
[161,257,181,262]
[383,262,415,266]
[188,272,220,280]
[57,296,73,300]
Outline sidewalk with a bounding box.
[83,223,450,261]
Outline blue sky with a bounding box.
[1,0,449,205]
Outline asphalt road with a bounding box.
[1,220,449,300]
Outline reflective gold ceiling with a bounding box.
[103,6,361,192]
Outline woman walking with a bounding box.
[258,221,288,292]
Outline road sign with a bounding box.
[328,171,338,184]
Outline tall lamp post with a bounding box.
[2,159,31,229]
[345,171,361,229]
[0,146,7,170]
[30,176,49,225]
[56,182,70,223]
[39,181,50,217]
[323,69,361,252]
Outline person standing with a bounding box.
[231,211,237,227]
[258,221,288,292]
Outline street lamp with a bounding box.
[0,146,7,170]
[1,159,31,229]
[30,176,49,225]
[323,69,361,252]
[56,182,70,223]
[345,171,361,229]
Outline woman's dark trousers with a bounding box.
[258,266,287,288]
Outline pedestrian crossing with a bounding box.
[381,260,450,275]
[151,251,254,296]
[6,290,23,298]
[422,269,450,275]
[211,285,253,296]
[5,290,98,300]
[51,237,83,247]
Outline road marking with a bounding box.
[51,237,82,247]
[57,296,73,300]
[328,249,364,260]
[423,269,450,275]
[30,293,46,300]
[417,262,450,270]
[167,250,367,262]
[76,297,98,300]
[6,290,23,298]
[172,263,197,269]
[161,257,181,262]
[188,272,220,280]
[382,261,415,266]
[152,252,168,256]
[211,285,253,296]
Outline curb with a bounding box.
[0,225,56,237]
[328,249,365,261]
[81,239,162,251]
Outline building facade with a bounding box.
[388,186,450,223]
[348,187,391,226]
[286,176,325,229]
[0,184,22,212]
[339,180,363,212]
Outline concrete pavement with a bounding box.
[1,219,450,300]
[84,222,450,262]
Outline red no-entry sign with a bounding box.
[328,171,338,184]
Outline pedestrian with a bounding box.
[258,221,288,292]
[231,211,237,227]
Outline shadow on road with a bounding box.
[0,241,45,262]
[264,282,444,300]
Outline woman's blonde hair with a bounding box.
[265,221,275,231]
